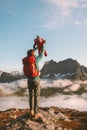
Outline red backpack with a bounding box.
[22,56,39,78]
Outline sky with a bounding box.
[0,0,87,72]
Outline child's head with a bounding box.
[36,35,42,41]
[37,35,39,38]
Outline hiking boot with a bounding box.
[29,110,34,117]
[34,113,43,122]
[34,113,42,120]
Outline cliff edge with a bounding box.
[0,107,87,130]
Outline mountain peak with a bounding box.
[41,58,87,80]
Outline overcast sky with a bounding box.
[0,0,87,72]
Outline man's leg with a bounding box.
[34,80,40,114]
[28,80,34,111]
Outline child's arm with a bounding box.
[33,42,37,49]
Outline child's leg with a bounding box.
[44,50,47,56]
[38,47,42,54]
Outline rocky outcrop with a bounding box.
[0,107,87,130]
[41,58,87,80]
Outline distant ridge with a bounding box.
[0,71,24,83]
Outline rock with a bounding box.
[0,107,87,130]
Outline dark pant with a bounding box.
[28,79,40,114]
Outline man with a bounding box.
[23,45,44,120]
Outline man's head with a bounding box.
[27,49,35,57]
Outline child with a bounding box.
[33,36,47,56]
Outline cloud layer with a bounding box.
[0,78,87,111]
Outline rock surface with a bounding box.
[0,107,87,130]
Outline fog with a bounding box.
[0,79,87,111]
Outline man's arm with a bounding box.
[36,45,44,63]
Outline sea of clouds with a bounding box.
[0,78,87,111]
